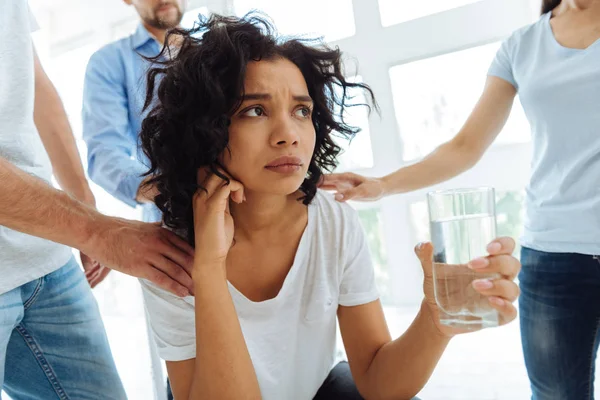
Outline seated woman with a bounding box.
[139,13,520,400]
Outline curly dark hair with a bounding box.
[139,12,377,244]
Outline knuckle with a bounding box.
[153,274,167,286]
[514,284,521,298]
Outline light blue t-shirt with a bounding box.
[488,12,600,255]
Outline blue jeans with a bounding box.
[520,247,600,400]
[0,257,126,399]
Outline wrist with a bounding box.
[379,174,393,196]
[79,212,115,257]
[192,260,227,284]
[380,169,409,196]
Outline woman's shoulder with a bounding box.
[505,13,549,47]
[310,190,363,233]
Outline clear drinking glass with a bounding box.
[427,187,499,330]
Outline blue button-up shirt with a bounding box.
[82,24,162,222]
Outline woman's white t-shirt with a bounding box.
[140,190,380,399]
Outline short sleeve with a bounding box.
[488,36,518,90]
[338,210,380,307]
[140,279,197,361]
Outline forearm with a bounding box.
[381,139,480,196]
[363,303,451,400]
[34,77,94,205]
[0,157,102,250]
[381,78,515,196]
[190,267,261,400]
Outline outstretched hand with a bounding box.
[319,172,385,202]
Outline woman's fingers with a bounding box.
[469,254,521,281]
[198,171,227,198]
[206,179,245,210]
[195,168,244,203]
[227,179,245,204]
[472,279,520,303]
[486,237,516,256]
[488,296,518,326]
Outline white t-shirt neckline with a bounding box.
[227,202,314,308]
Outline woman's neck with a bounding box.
[229,191,306,242]
[555,0,600,14]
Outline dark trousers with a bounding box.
[167,361,421,399]
[314,361,421,400]
[520,247,600,400]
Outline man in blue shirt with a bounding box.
[82,1,188,399]
[83,0,187,224]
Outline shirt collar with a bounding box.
[132,24,158,50]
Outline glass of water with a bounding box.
[427,187,499,330]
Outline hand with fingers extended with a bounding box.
[192,170,245,274]
[318,172,385,202]
[80,252,111,288]
[84,218,196,298]
[415,237,521,337]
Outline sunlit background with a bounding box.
[16,0,572,399]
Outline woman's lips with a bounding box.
[265,164,302,174]
[265,156,303,174]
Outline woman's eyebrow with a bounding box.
[293,95,313,103]
[242,93,271,101]
[240,93,313,103]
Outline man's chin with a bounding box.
[150,13,183,30]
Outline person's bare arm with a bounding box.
[338,300,450,400]
[166,269,261,400]
[0,156,195,297]
[166,173,260,400]
[32,46,95,206]
[321,77,517,201]
[338,240,520,400]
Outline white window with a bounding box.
[379,0,483,26]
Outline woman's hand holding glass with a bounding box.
[415,237,521,337]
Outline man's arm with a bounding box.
[32,46,95,206]
[82,47,156,207]
[0,156,195,297]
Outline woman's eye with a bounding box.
[243,106,264,117]
[295,107,311,118]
